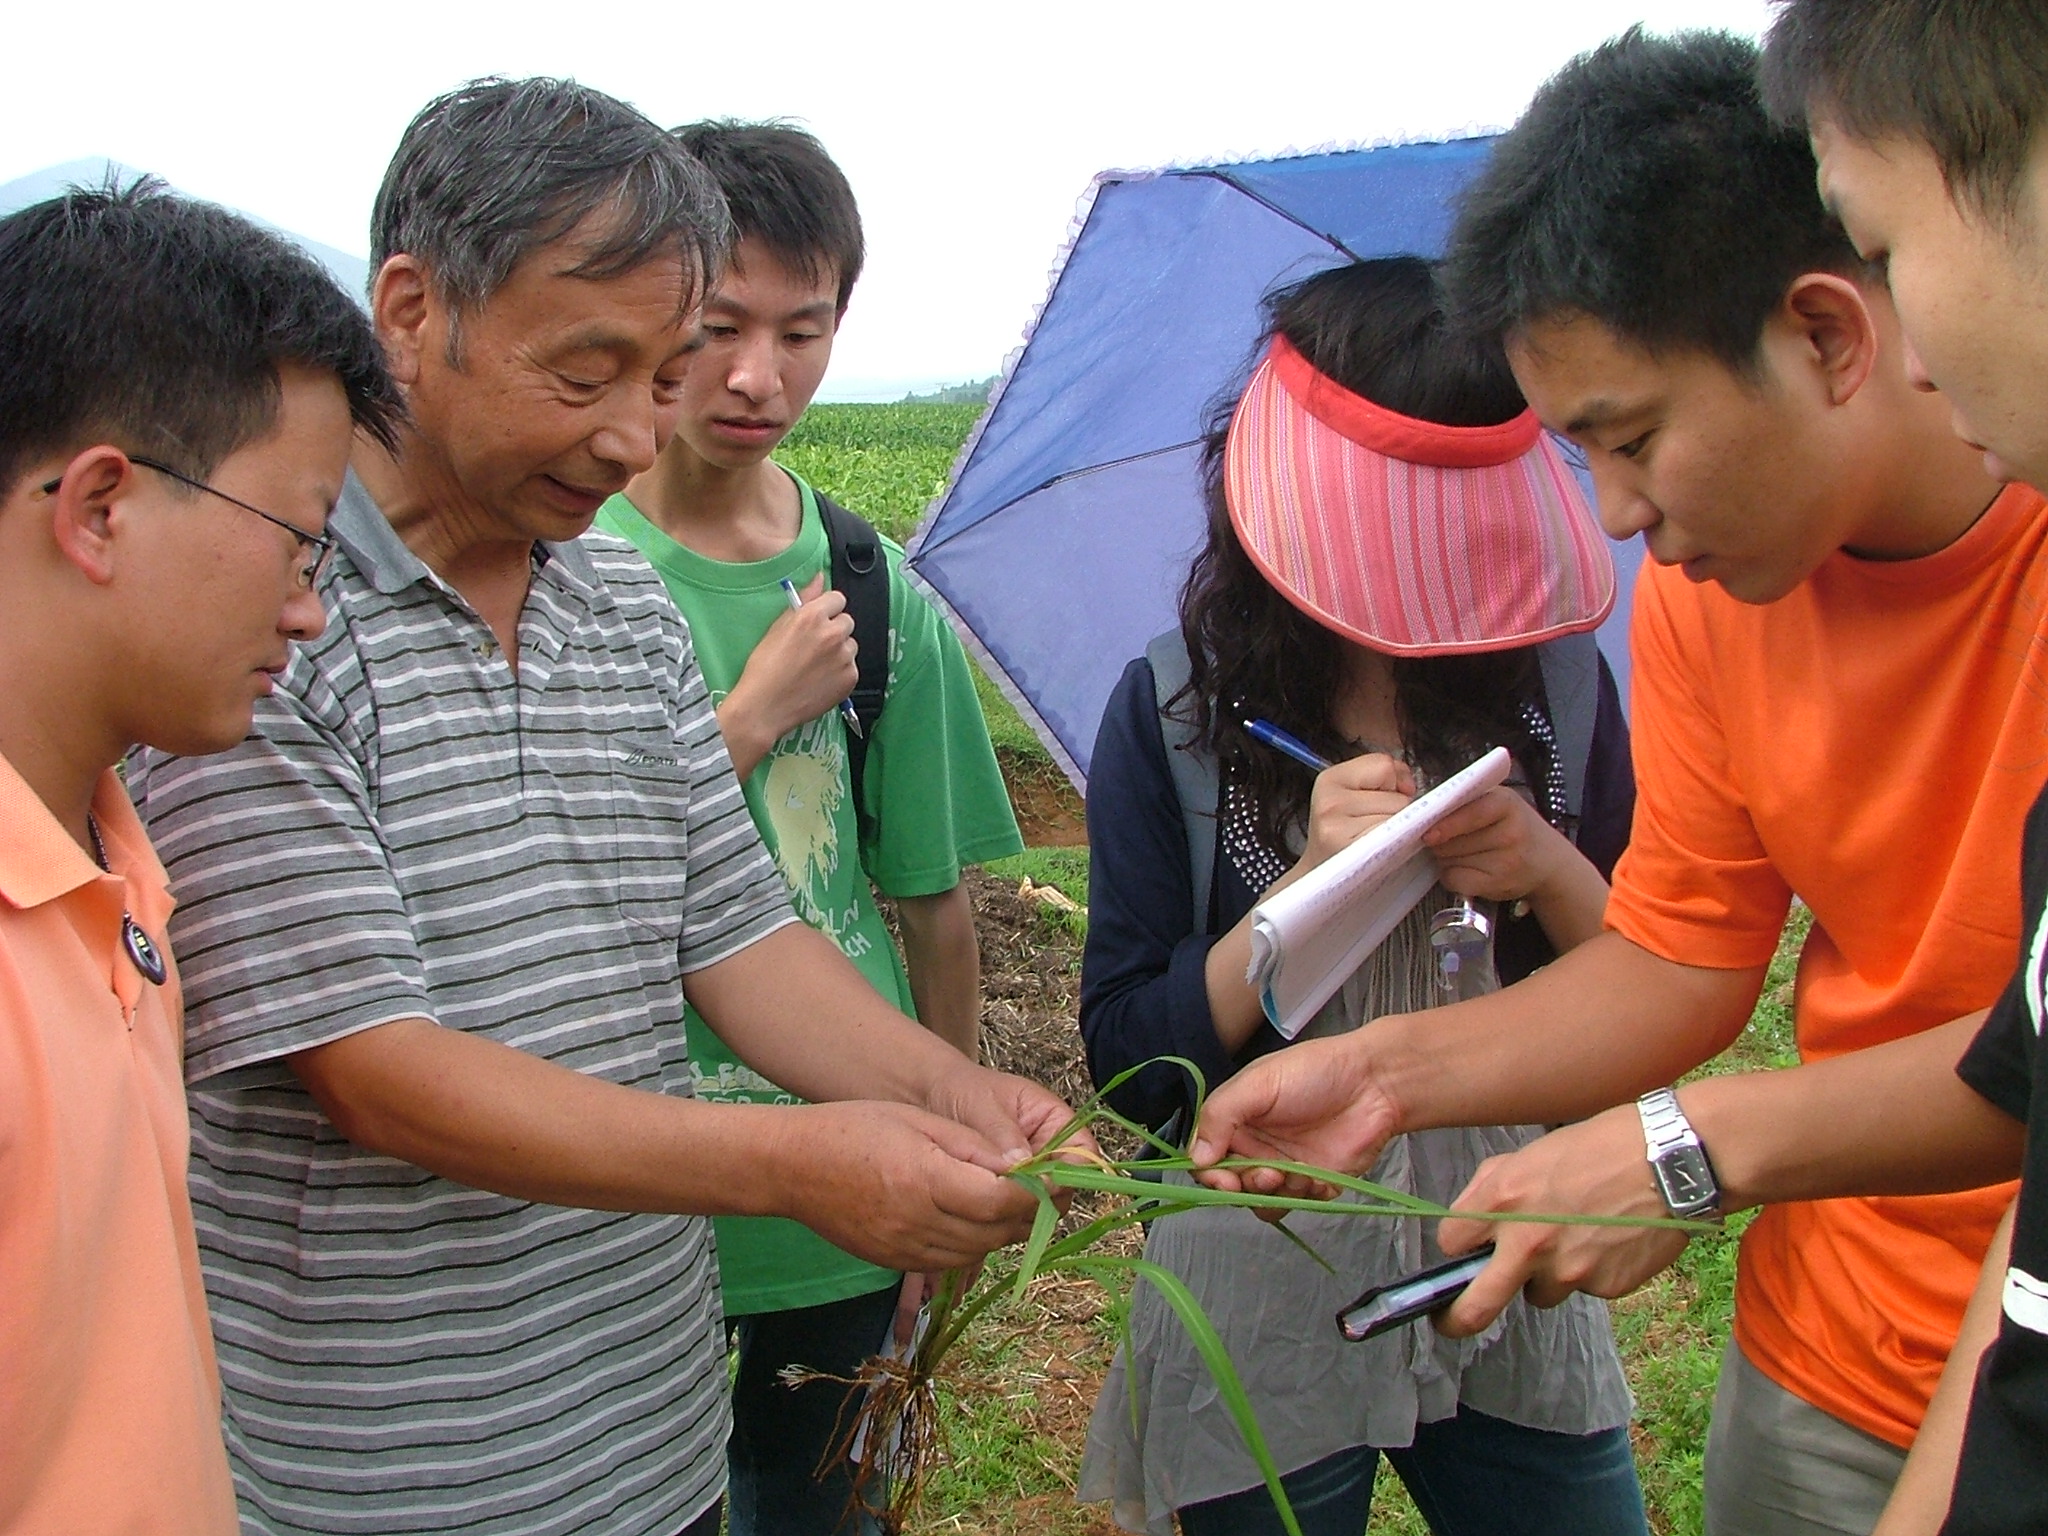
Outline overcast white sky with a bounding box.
[6,0,1776,398]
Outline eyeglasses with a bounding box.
[38,455,337,589]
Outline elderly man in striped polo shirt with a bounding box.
[128,78,1077,1536]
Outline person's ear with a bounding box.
[1781,272,1880,407]
[44,447,136,586]
[370,254,432,387]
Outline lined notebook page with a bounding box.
[1248,746,1512,1038]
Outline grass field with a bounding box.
[782,402,1811,1536]
[778,402,985,546]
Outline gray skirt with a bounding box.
[1078,899,1632,1534]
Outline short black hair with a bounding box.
[1444,28,1863,373]
[673,120,865,313]
[1762,0,2048,225]
[372,78,730,323]
[0,178,402,500]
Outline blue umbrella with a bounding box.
[905,137,1642,791]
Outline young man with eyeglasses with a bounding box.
[0,179,401,1535]
[85,455,341,584]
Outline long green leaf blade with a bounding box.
[1010,1185,1062,1306]
[1061,1254,1304,1536]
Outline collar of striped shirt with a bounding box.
[332,471,601,596]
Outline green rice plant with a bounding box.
[777,403,984,543]
[985,848,1089,908]
[807,1057,1720,1536]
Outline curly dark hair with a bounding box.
[1176,256,1555,860]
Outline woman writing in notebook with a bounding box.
[1074,257,1644,1536]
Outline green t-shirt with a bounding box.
[596,472,1023,1315]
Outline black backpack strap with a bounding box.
[816,490,891,836]
[1536,630,1601,836]
[1144,630,1224,933]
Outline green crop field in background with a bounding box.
[783,400,1812,1536]
[777,402,985,545]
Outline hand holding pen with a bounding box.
[1243,719,1486,989]
[1240,720,1415,878]
[712,576,862,780]
[780,576,865,739]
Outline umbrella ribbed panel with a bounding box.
[906,135,1639,793]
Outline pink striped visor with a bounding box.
[1224,337,1616,656]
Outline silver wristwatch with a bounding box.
[1637,1087,1720,1219]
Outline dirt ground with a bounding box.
[1000,757,1088,848]
[968,864,1092,1110]
[905,866,1132,1536]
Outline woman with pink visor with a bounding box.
[1074,257,1646,1536]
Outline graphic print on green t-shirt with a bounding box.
[761,713,867,955]
[595,471,1023,1315]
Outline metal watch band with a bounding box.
[1637,1087,1696,1157]
[1637,1086,1721,1219]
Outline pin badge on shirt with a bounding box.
[87,814,168,985]
[123,918,168,986]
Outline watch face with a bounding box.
[1655,1145,1718,1215]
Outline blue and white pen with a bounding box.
[1243,718,1331,773]
[779,577,865,738]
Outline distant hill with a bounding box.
[899,376,997,405]
[0,158,370,298]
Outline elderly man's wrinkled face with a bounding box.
[394,230,699,544]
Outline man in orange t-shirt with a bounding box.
[0,184,397,1532]
[1186,32,2031,1536]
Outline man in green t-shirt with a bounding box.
[596,120,1023,1536]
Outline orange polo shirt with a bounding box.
[1607,482,2045,1448]
[0,754,235,1534]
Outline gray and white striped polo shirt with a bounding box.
[128,476,798,1536]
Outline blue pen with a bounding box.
[779,577,865,738]
[1243,718,1331,773]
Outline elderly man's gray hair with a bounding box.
[370,77,730,327]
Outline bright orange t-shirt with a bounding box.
[0,756,236,1534]
[1606,483,2046,1449]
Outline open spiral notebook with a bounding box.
[1247,747,1512,1039]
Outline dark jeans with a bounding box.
[727,1281,901,1536]
[1177,1407,1649,1536]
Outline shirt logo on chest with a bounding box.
[2003,1265,2048,1336]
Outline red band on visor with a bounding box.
[1268,336,1540,468]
